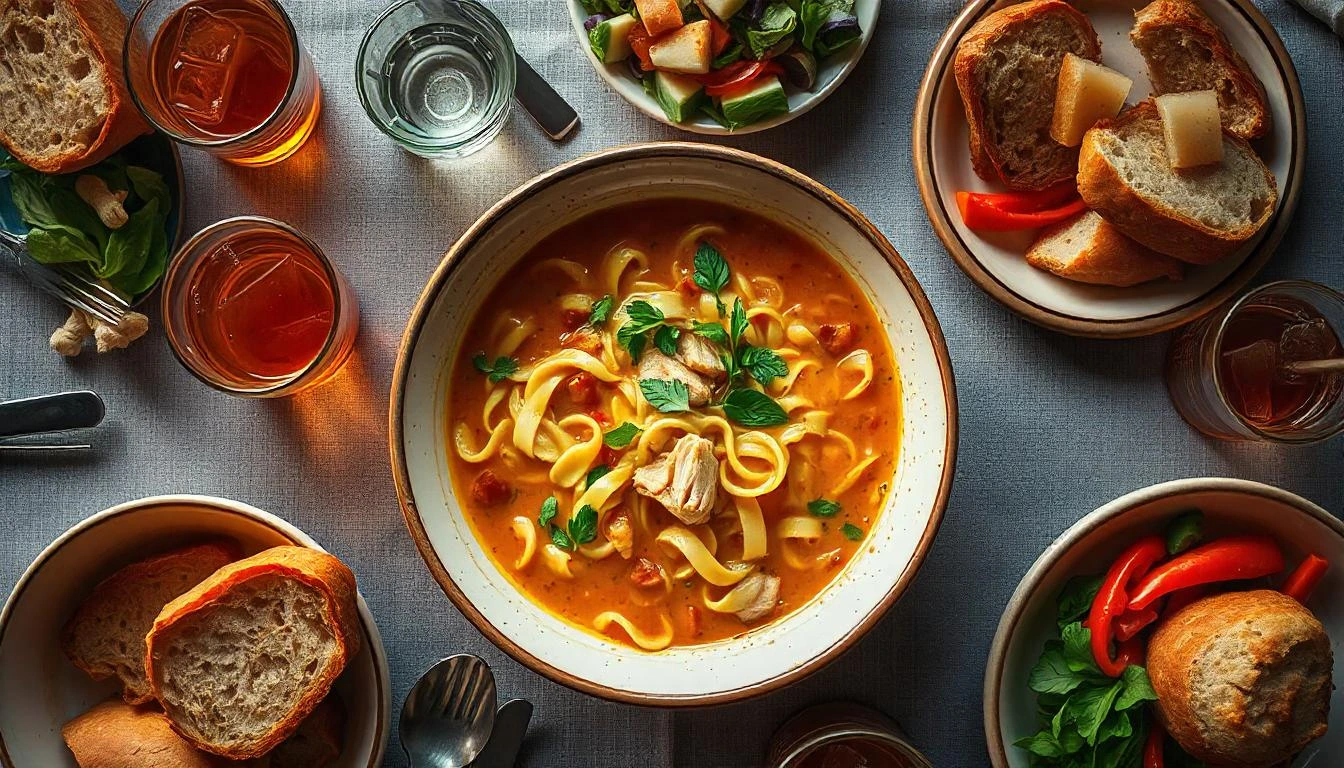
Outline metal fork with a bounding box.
[0,229,128,324]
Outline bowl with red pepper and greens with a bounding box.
[569,0,877,133]
[985,478,1344,768]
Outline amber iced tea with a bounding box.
[127,0,320,165]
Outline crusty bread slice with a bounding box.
[146,546,362,760]
[954,0,1102,190]
[264,696,345,768]
[0,0,150,173]
[1131,0,1270,139]
[1078,100,1277,264]
[61,541,240,705]
[1027,211,1185,287]
[62,699,230,768]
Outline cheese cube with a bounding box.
[649,20,712,74]
[1155,90,1224,168]
[1050,53,1133,147]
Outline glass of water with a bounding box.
[356,0,516,159]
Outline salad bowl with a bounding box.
[567,0,879,134]
[985,478,1344,767]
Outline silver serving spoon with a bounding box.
[400,654,498,768]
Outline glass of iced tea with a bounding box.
[125,0,321,165]
[1166,280,1344,444]
[161,217,358,397]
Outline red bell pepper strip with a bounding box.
[1283,554,1329,604]
[628,23,655,71]
[1127,535,1284,612]
[956,192,1087,232]
[1162,585,1210,617]
[1114,607,1160,642]
[705,61,784,97]
[1088,536,1167,677]
[963,183,1080,213]
[1144,718,1166,768]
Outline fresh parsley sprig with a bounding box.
[693,241,730,317]
[588,294,614,327]
[807,498,842,517]
[537,497,599,552]
[604,422,642,448]
[616,300,669,363]
[640,379,690,413]
[472,353,519,384]
[694,297,790,427]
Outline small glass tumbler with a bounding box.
[1166,280,1344,444]
[125,0,322,166]
[356,0,516,159]
[162,217,358,398]
[766,702,933,768]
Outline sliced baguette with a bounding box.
[954,0,1102,190]
[1027,211,1185,287]
[1131,0,1270,139]
[61,541,240,705]
[62,699,229,768]
[264,696,345,768]
[1077,100,1277,264]
[0,0,150,173]
[146,546,362,760]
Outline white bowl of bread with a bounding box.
[915,0,1303,337]
[0,495,390,767]
[985,478,1343,767]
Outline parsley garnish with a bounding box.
[653,324,680,356]
[537,496,558,528]
[616,300,667,363]
[604,422,642,449]
[585,464,611,489]
[740,345,788,386]
[693,241,730,316]
[588,294,614,327]
[568,504,599,545]
[722,388,788,427]
[841,522,864,541]
[692,321,730,346]
[807,498,842,517]
[472,353,519,384]
[549,526,574,550]
[639,379,690,413]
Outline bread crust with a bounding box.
[0,0,150,173]
[1026,211,1184,287]
[62,699,229,768]
[1132,0,1270,140]
[1077,100,1276,264]
[1147,590,1332,767]
[953,0,1101,191]
[145,546,362,760]
[60,540,240,705]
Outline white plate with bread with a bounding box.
[914,0,1305,337]
[0,495,390,768]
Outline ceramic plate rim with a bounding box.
[0,493,391,768]
[389,141,959,706]
[912,0,1307,338]
[981,477,1344,766]
[563,1,880,135]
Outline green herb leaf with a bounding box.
[619,326,648,363]
[807,498,841,517]
[568,504,599,545]
[693,241,730,315]
[472,353,519,383]
[624,299,665,329]
[712,41,744,69]
[746,3,798,58]
[99,197,158,279]
[841,522,863,541]
[1071,680,1123,746]
[585,464,612,489]
[729,298,749,344]
[1115,665,1158,711]
[722,387,788,427]
[1028,643,1087,696]
[549,525,575,550]
[604,422,642,449]
[639,379,690,413]
[1060,622,1103,677]
[740,345,789,386]
[692,321,731,346]
[653,324,681,356]
[588,294,614,327]
[25,226,101,265]
[538,496,558,529]
[1013,731,1068,758]
[1056,575,1103,630]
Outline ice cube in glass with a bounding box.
[1222,340,1278,422]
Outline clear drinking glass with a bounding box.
[1165,280,1344,444]
[161,217,359,398]
[125,0,322,166]
[766,702,933,768]
[356,0,517,159]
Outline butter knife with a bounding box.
[470,698,533,768]
[514,56,580,141]
[0,391,105,439]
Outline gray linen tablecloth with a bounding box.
[2,1,1342,766]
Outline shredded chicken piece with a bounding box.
[638,349,714,406]
[676,332,726,380]
[733,572,781,623]
[606,512,634,559]
[632,434,719,526]
[818,322,857,355]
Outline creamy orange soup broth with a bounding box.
[445,199,901,649]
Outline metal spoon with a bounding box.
[1286,358,1344,375]
[400,654,498,768]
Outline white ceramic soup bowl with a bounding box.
[0,494,391,768]
[391,142,958,706]
[985,478,1344,767]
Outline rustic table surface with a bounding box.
[3,1,1342,765]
